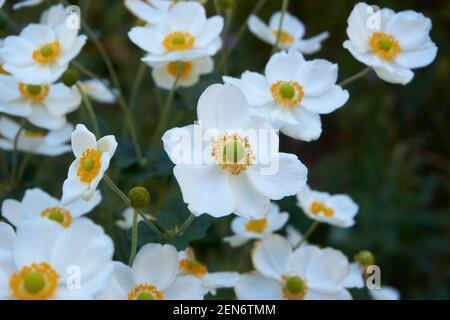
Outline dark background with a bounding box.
[1,0,449,299]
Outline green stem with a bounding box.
[103,174,168,240]
[77,83,100,137]
[172,214,196,238]
[10,120,25,186]
[271,0,290,54]
[129,63,147,113]
[0,10,20,32]
[296,221,319,249]
[338,67,372,87]
[71,61,102,82]
[16,153,31,184]
[216,0,268,72]
[128,209,139,265]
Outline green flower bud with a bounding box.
[355,250,375,267]
[128,187,150,209]
[61,68,80,87]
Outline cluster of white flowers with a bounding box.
[0,0,436,300]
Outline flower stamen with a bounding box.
[128,284,164,300]
[272,29,295,45]
[211,133,255,175]
[77,149,102,183]
[18,83,50,102]
[369,32,401,60]
[245,218,268,233]
[32,41,61,64]
[310,201,334,217]
[40,207,72,228]
[163,31,195,51]
[270,80,304,108]
[10,262,59,300]
[167,61,193,78]
[179,259,208,277]
[282,275,308,300]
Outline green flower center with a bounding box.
[82,156,95,171]
[172,35,186,46]
[137,292,154,300]
[286,276,306,295]
[223,140,246,164]
[27,85,42,96]
[24,272,45,294]
[40,45,54,58]
[47,210,64,224]
[278,82,296,100]
[377,38,392,52]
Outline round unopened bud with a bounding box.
[355,250,375,267]
[128,187,150,209]
[61,68,80,87]
[218,0,234,10]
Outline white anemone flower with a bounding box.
[1,187,101,229]
[97,243,204,300]
[115,207,155,230]
[40,3,66,28]
[224,202,289,247]
[79,79,118,104]
[235,235,352,300]
[343,2,437,85]
[148,56,213,90]
[0,117,72,156]
[128,2,223,63]
[0,75,81,130]
[0,218,114,300]
[369,286,400,300]
[297,185,358,228]
[61,124,117,205]
[248,11,329,54]
[12,0,44,10]
[0,23,87,85]
[178,247,239,295]
[224,49,349,142]
[162,83,308,218]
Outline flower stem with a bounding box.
[0,10,20,32]
[338,67,372,87]
[77,83,101,137]
[10,119,25,187]
[271,0,290,54]
[296,221,319,249]
[130,63,147,113]
[17,153,31,184]
[172,214,196,238]
[216,0,268,72]
[128,209,139,265]
[103,174,168,240]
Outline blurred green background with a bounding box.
[1,0,449,299]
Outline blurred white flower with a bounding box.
[163,83,308,218]
[0,116,72,156]
[128,1,223,63]
[369,286,400,300]
[343,2,437,85]
[62,124,117,205]
[235,235,352,300]
[0,0,4,9]
[115,207,155,230]
[0,75,81,130]
[40,3,66,28]
[79,79,118,104]
[1,187,101,228]
[343,263,365,289]
[98,243,204,300]
[297,185,358,228]
[224,49,349,142]
[0,23,86,84]
[148,56,213,90]
[0,218,113,300]
[285,225,304,247]
[178,247,239,295]
[224,202,289,247]
[12,0,44,10]
[248,11,329,54]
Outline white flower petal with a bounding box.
[223,71,272,106]
[97,135,118,158]
[235,272,283,300]
[71,124,97,158]
[280,107,322,141]
[164,275,204,300]
[247,15,275,45]
[265,49,305,83]
[301,85,349,115]
[252,235,291,280]
[128,27,165,54]
[269,11,305,40]
[293,32,329,54]
[297,59,338,96]
[369,286,400,300]
[64,190,102,218]
[168,2,206,36]
[195,16,224,47]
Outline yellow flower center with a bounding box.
[270,80,304,108]
[0,64,11,75]
[77,148,102,183]
[179,259,208,277]
[10,262,59,300]
[272,29,295,45]
[282,275,308,300]
[32,41,61,64]
[211,133,255,175]
[167,61,193,78]
[22,130,46,138]
[18,83,50,103]
[369,32,401,60]
[128,284,164,300]
[40,207,72,228]
[310,201,334,217]
[245,218,268,233]
[163,31,195,51]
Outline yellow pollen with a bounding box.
[369,32,401,60]
[179,259,208,277]
[270,80,304,108]
[211,133,255,175]
[163,31,195,51]
[77,149,102,183]
[245,218,268,233]
[40,207,72,228]
[310,201,334,217]
[272,29,295,44]
[18,83,50,102]
[282,275,308,300]
[10,262,59,300]
[32,41,61,64]
[167,61,193,78]
[128,284,164,300]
